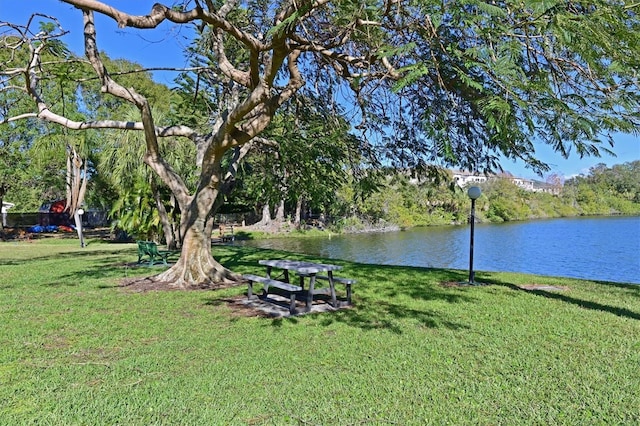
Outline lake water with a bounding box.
[239,216,640,284]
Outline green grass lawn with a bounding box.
[1,237,639,424]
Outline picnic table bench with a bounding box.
[243,274,303,314]
[137,240,173,266]
[296,273,356,305]
[244,260,355,315]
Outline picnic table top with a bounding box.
[258,259,342,274]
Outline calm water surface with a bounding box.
[239,216,640,284]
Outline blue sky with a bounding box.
[2,0,638,180]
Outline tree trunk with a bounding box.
[153,183,177,249]
[274,199,285,223]
[65,145,88,248]
[0,192,4,231]
[153,178,239,288]
[154,209,239,288]
[255,203,271,226]
[294,197,303,228]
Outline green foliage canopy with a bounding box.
[361,0,640,174]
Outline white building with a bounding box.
[451,170,489,186]
[451,170,489,188]
[451,170,561,194]
[509,177,535,191]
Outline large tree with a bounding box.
[1,0,638,287]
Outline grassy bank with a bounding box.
[1,238,639,424]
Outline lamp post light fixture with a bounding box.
[467,186,482,284]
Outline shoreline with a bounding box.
[233,212,640,240]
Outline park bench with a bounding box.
[137,240,172,266]
[297,273,356,305]
[243,273,303,314]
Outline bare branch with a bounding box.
[61,0,199,28]
[1,113,37,124]
[211,28,251,86]
[61,0,265,50]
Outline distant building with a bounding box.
[531,180,562,195]
[451,170,489,186]
[451,170,561,195]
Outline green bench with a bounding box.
[137,240,172,266]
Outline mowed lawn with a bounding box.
[1,237,639,424]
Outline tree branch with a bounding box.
[79,9,192,206]
[62,0,265,50]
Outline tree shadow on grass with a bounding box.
[38,251,161,287]
[345,262,475,303]
[207,292,472,333]
[309,263,475,332]
[213,245,269,272]
[213,246,476,331]
[591,280,640,292]
[0,246,134,265]
[25,245,263,290]
[484,276,640,321]
[0,245,144,288]
[15,244,479,331]
[217,245,475,300]
[313,297,472,333]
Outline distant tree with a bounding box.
[610,161,640,203]
[564,161,640,214]
[546,173,565,194]
[483,178,531,221]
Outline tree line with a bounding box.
[4,116,639,235]
[331,162,640,230]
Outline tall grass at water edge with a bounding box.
[1,238,639,424]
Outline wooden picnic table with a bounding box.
[258,259,343,312]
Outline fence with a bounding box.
[2,211,109,228]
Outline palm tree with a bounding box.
[100,107,195,249]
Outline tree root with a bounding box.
[151,253,242,289]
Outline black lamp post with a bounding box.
[467,186,482,284]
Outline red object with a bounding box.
[50,200,66,213]
[38,199,70,226]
